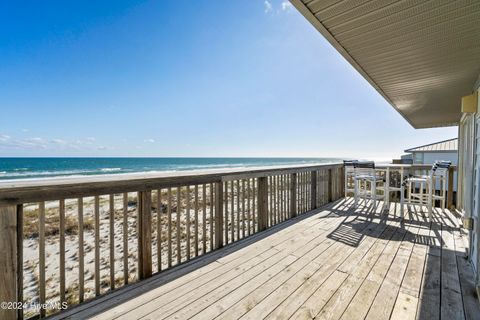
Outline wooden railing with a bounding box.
[0,163,343,319]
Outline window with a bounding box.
[413,153,424,164]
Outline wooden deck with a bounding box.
[51,197,479,320]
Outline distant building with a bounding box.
[401,138,458,191]
[401,138,458,165]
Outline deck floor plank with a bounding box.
[47,198,477,320]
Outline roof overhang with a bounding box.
[291,0,480,128]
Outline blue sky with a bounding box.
[0,0,457,159]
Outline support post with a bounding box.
[137,191,152,280]
[290,173,297,218]
[328,169,333,203]
[257,177,268,231]
[214,182,224,249]
[311,171,317,209]
[447,167,454,209]
[0,205,18,320]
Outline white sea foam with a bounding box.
[100,168,122,172]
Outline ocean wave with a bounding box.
[100,168,122,172]
[0,159,340,181]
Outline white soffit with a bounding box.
[291,0,480,128]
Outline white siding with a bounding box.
[411,151,458,191]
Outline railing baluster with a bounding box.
[17,204,24,320]
[236,180,240,240]
[209,183,214,251]
[313,171,316,208]
[252,179,256,233]
[94,196,100,296]
[241,179,246,237]
[224,182,228,244]
[157,189,162,272]
[59,199,66,304]
[78,198,85,302]
[38,201,46,317]
[281,175,284,219]
[122,193,128,284]
[328,169,333,203]
[247,179,251,236]
[194,185,199,256]
[167,188,173,267]
[176,187,181,265]
[304,172,307,212]
[202,184,207,254]
[282,175,285,220]
[186,186,191,261]
[109,194,115,290]
[230,181,234,242]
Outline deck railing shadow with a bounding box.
[326,200,451,248]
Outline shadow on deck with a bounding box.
[50,198,479,320]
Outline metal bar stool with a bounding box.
[353,161,386,210]
[401,161,451,219]
[343,160,358,197]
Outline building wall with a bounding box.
[458,87,479,284]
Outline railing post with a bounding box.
[328,169,333,203]
[311,171,317,209]
[0,204,18,320]
[447,167,454,209]
[137,191,152,280]
[340,166,345,199]
[257,177,268,231]
[290,173,297,218]
[214,182,224,249]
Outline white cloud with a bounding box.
[86,137,96,142]
[264,0,272,13]
[281,0,292,11]
[0,134,113,152]
[51,139,67,144]
[21,128,29,132]
[144,138,155,143]
[20,137,47,149]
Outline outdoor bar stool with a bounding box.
[400,160,451,219]
[343,160,358,197]
[353,161,386,210]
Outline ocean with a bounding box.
[0,157,342,180]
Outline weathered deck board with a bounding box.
[49,198,478,320]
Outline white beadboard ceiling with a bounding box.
[291,0,480,128]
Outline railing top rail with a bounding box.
[374,164,457,170]
[0,162,343,205]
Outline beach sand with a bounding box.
[21,185,257,317]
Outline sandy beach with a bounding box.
[21,184,258,317]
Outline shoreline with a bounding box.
[0,161,341,187]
